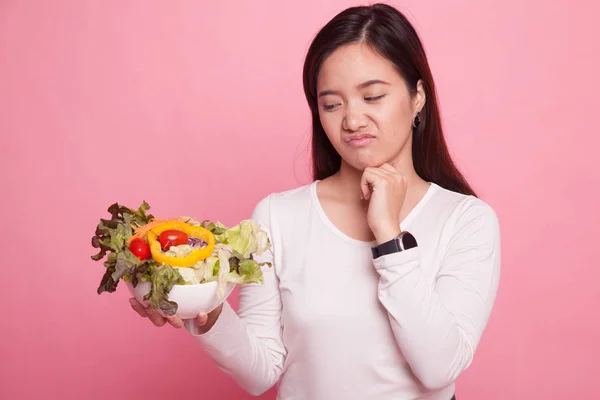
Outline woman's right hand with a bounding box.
[129,298,223,333]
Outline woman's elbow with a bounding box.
[415,353,474,391]
[245,381,276,397]
[237,368,281,396]
[247,387,268,397]
[418,371,457,391]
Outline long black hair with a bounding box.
[302,3,477,197]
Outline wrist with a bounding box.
[374,227,402,245]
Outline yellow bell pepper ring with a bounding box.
[147,221,215,267]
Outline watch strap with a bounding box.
[371,231,417,259]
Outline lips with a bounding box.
[345,133,375,148]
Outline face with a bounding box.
[316,43,425,171]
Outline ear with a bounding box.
[413,79,426,112]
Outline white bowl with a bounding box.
[126,280,235,319]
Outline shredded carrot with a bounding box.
[126,218,180,244]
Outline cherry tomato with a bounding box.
[159,229,189,251]
[129,238,150,260]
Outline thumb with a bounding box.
[196,312,208,327]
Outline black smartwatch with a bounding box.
[371,231,418,259]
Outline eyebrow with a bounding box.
[318,79,391,98]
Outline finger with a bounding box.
[361,167,393,199]
[196,312,208,327]
[380,163,406,183]
[166,315,184,329]
[361,168,386,198]
[360,168,376,200]
[129,298,148,318]
[145,307,167,327]
[371,165,393,178]
[380,163,398,174]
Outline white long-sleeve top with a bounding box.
[185,181,501,400]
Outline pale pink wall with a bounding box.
[1,1,598,399]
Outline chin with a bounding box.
[346,151,386,170]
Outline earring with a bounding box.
[412,111,422,128]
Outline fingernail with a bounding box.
[129,298,136,306]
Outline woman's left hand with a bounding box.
[360,162,408,244]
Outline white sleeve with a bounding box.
[184,195,286,396]
[373,198,501,390]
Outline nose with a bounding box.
[342,101,368,132]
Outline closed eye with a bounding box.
[323,103,340,111]
[322,94,385,111]
[365,94,386,102]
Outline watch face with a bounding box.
[401,232,417,250]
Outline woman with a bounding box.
[130,4,501,399]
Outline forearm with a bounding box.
[374,245,499,390]
[185,301,285,396]
[376,252,472,389]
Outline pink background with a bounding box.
[1,1,598,399]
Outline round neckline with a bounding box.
[310,179,437,246]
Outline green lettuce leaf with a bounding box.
[225,260,269,285]
[111,249,140,282]
[129,262,151,287]
[238,260,265,282]
[144,265,185,316]
[215,220,271,259]
[200,220,227,235]
[97,268,118,294]
[91,201,154,294]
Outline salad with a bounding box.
[91,202,271,316]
